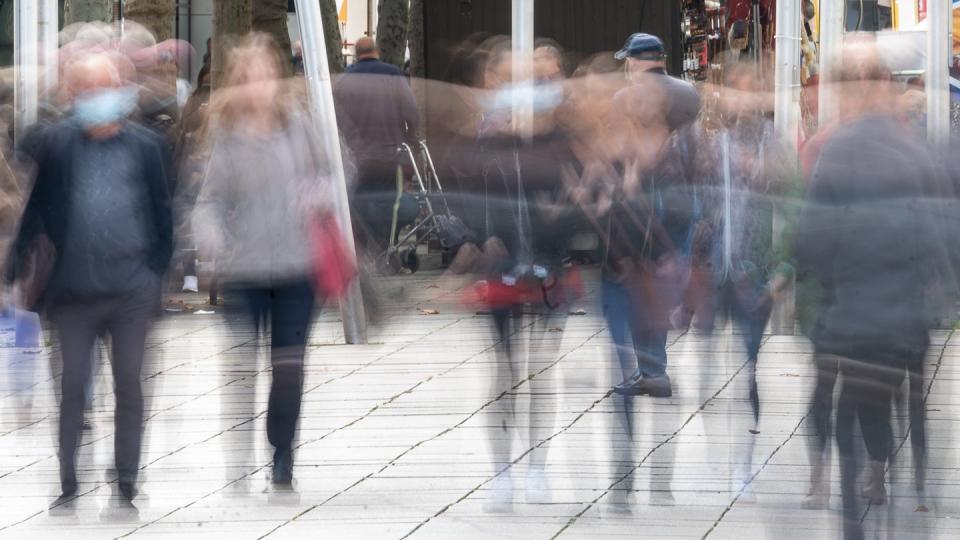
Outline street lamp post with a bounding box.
[926,0,951,150]
[295,0,368,344]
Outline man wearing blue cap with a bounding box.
[614,32,700,131]
[602,33,701,399]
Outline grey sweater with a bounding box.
[193,113,332,285]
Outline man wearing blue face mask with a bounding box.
[6,52,173,515]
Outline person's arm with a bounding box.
[146,135,175,275]
[191,136,233,260]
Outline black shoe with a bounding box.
[82,420,93,431]
[612,370,644,396]
[272,449,294,487]
[118,481,137,502]
[635,375,673,398]
[49,488,78,516]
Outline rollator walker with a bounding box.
[377,141,473,274]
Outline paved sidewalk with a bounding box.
[0,271,957,539]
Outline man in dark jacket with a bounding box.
[334,36,420,251]
[7,52,173,513]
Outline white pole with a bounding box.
[926,0,951,150]
[772,0,801,335]
[818,0,845,128]
[774,0,801,150]
[14,0,40,144]
[295,0,368,344]
[511,0,534,139]
[38,0,59,96]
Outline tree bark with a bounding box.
[212,0,252,89]
[252,0,291,58]
[376,0,408,69]
[63,0,112,25]
[319,0,345,73]
[123,0,176,42]
[407,0,425,78]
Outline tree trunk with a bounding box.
[376,0,408,69]
[319,0,345,73]
[407,0,425,78]
[252,0,291,58]
[123,0,176,42]
[212,0,252,89]
[63,0,112,25]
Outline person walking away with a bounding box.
[333,36,420,253]
[5,52,173,513]
[794,40,942,540]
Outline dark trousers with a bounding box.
[718,277,772,422]
[51,276,160,490]
[835,356,905,540]
[231,280,316,453]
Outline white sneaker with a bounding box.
[483,471,514,513]
[182,275,199,293]
[526,468,552,504]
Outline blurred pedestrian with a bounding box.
[193,33,333,489]
[6,51,173,512]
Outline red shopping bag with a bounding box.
[310,214,358,299]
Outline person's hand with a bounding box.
[767,274,790,303]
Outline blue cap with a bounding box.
[614,33,666,61]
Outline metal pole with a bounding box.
[296,0,368,344]
[511,0,534,139]
[14,0,40,145]
[926,0,950,150]
[771,0,801,335]
[38,0,59,96]
[818,0,845,128]
[774,0,801,150]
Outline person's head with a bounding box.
[534,40,564,83]
[831,35,893,119]
[615,33,667,81]
[355,36,378,60]
[481,37,513,90]
[63,52,138,136]
[214,32,290,129]
[803,0,816,21]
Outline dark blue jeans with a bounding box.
[229,280,316,452]
[601,278,668,379]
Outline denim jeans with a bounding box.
[601,278,668,379]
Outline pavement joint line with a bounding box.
[701,409,808,539]
[302,315,467,395]
[259,321,602,538]
[398,326,641,539]
[862,328,954,523]
[552,333,765,539]
[0,333,260,531]
[108,305,529,536]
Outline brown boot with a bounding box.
[861,460,887,505]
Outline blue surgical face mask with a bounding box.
[72,86,139,128]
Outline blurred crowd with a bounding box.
[0,19,958,540]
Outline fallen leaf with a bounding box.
[418,308,440,315]
[916,505,930,513]
[425,284,440,289]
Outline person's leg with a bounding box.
[266,280,316,469]
[51,302,106,495]
[856,361,903,506]
[104,277,160,493]
[805,352,839,507]
[730,279,772,425]
[834,360,864,540]
[908,353,927,492]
